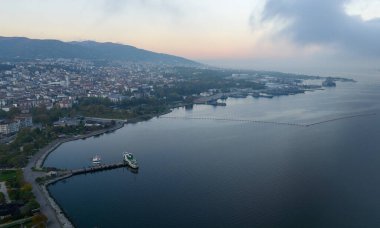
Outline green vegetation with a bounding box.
[27,97,169,126]
[70,97,170,120]
[0,128,55,168]
[31,213,48,227]
[0,107,22,120]
[0,121,112,168]
[74,98,135,119]
[0,192,5,204]
[0,170,18,182]
[156,67,266,101]
[0,170,43,225]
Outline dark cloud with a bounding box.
[256,0,380,57]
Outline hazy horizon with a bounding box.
[1,0,380,74]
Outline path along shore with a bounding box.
[23,120,125,228]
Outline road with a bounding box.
[23,141,63,228]
[22,121,125,228]
[0,181,11,203]
[0,134,16,144]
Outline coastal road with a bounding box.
[22,121,125,228]
[23,141,63,228]
[0,181,11,203]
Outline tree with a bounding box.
[32,213,47,227]
[0,192,5,204]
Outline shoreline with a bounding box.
[42,176,74,228]
[24,120,126,228]
[36,120,125,169]
[28,110,173,227]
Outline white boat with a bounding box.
[92,155,101,164]
[123,152,138,169]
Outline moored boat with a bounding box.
[92,155,101,164]
[123,152,139,169]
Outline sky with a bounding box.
[0,0,380,74]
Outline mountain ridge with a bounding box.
[0,36,199,66]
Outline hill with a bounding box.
[0,36,199,66]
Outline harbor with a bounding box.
[20,118,128,228]
[37,155,138,228]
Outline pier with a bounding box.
[69,162,128,176]
[44,162,132,187]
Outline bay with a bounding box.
[45,76,380,227]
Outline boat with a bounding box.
[92,155,101,164]
[123,152,139,169]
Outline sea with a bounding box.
[44,72,380,227]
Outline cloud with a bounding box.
[255,0,380,57]
[103,0,127,14]
[102,0,182,16]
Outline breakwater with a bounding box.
[160,112,376,127]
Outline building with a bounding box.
[14,115,33,128]
[58,100,73,108]
[16,98,52,111]
[53,117,80,127]
[108,94,126,103]
[0,120,20,135]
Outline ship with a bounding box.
[123,152,139,169]
[92,155,101,164]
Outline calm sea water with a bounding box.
[45,75,380,227]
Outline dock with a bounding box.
[45,162,131,186]
[69,162,128,176]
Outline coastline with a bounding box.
[24,120,126,228]
[36,120,125,169]
[27,110,174,227]
[22,97,373,227]
[42,178,74,228]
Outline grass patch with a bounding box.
[0,170,18,182]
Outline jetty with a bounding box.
[70,162,128,176]
[45,162,130,185]
[40,161,137,186]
